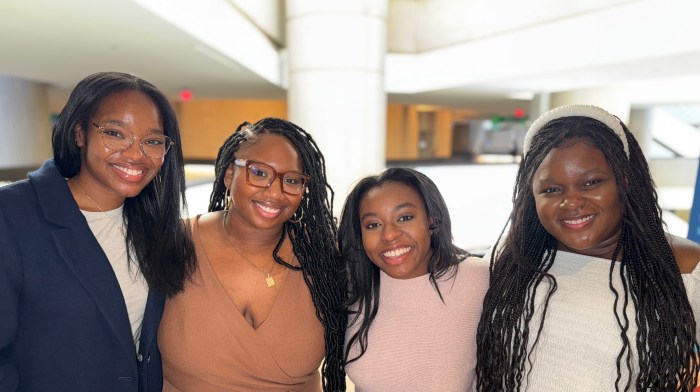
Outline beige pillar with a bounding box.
[628,108,654,156]
[286,0,388,214]
[550,87,631,124]
[0,75,52,170]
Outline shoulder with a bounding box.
[453,256,490,286]
[459,255,490,271]
[439,257,490,307]
[0,179,38,219]
[192,211,221,231]
[0,178,31,199]
[666,233,700,274]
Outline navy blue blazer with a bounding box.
[0,160,164,392]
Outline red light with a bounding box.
[514,108,525,118]
[179,89,193,102]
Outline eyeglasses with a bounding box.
[91,122,174,159]
[234,159,311,195]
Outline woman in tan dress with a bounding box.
[158,118,346,391]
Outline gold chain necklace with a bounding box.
[75,182,126,237]
[222,211,289,288]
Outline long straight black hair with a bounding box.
[52,71,196,296]
[339,167,468,364]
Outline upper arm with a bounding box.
[667,233,700,274]
[0,206,23,391]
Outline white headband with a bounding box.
[523,104,630,158]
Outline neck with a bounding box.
[222,210,285,253]
[68,175,125,211]
[558,240,622,260]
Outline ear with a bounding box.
[224,163,235,189]
[75,124,86,147]
[428,217,436,232]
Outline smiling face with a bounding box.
[73,89,164,209]
[359,181,432,279]
[225,133,305,232]
[532,139,624,259]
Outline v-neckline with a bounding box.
[194,215,292,331]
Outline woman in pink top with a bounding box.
[339,167,489,391]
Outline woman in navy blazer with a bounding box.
[0,72,196,392]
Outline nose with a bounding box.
[381,222,402,242]
[120,139,146,159]
[262,176,285,197]
[560,189,585,209]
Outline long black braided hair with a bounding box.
[208,117,346,391]
[339,167,468,364]
[476,114,699,391]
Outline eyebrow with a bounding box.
[360,202,417,221]
[536,167,609,184]
[98,119,164,134]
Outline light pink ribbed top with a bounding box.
[345,256,489,392]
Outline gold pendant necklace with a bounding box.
[75,182,126,237]
[222,211,287,288]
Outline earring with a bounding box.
[429,218,441,234]
[224,176,234,210]
[224,188,231,210]
[290,209,304,224]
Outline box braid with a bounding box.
[476,116,699,391]
[209,118,347,391]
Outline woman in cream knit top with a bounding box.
[477,105,700,391]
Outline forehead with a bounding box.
[95,90,156,114]
[360,181,424,213]
[93,90,162,126]
[239,133,302,170]
[536,140,612,177]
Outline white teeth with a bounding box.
[382,247,410,258]
[563,215,593,225]
[114,165,143,176]
[258,204,281,214]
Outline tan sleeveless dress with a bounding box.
[159,216,325,391]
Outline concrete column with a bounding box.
[0,75,52,170]
[628,108,654,156]
[550,86,631,124]
[286,0,387,214]
[529,92,551,122]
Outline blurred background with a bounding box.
[1,0,699,253]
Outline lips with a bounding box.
[560,214,594,228]
[113,164,144,176]
[111,163,147,182]
[254,201,282,218]
[381,246,412,266]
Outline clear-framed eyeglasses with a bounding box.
[91,122,174,159]
[234,159,311,196]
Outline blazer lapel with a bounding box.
[30,161,136,359]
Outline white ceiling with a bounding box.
[0,0,285,99]
[2,0,700,117]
